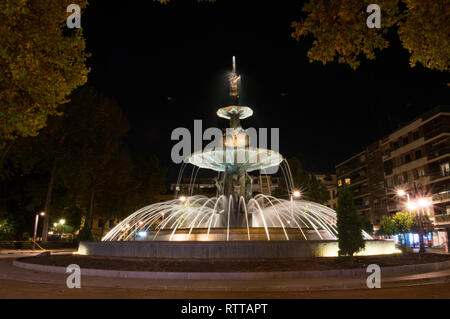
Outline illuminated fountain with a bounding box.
[80,57,395,258]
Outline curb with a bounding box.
[0,251,50,256]
[12,259,450,280]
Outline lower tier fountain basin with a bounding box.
[79,231,396,259]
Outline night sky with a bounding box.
[82,1,448,181]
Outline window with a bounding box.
[394,141,399,149]
[403,137,409,145]
[415,149,422,159]
[345,178,351,185]
[417,167,425,178]
[384,160,393,175]
[404,154,412,163]
[97,219,105,228]
[397,174,405,184]
[440,162,450,177]
[338,179,342,187]
[413,131,419,140]
[109,220,115,228]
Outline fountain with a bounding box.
[79,57,395,258]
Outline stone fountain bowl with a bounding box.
[141,227,333,241]
[79,227,396,259]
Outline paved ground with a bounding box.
[1,250,449,298]
[1,278,449,299]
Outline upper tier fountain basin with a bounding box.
[188,148,284,173]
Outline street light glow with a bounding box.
[417,198,431,208]
[39,211,45,216]
[396,189,406,197]
[179,196,187,202]
[407,201,418,210]
[59,219,65,225]
[138,231,147,238]
[292,190,301,198]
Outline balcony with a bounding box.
[435,214,450,225]
[432,190,450,203]
[424,124,450,140]
[427,146,450,161]
[430,171,450,181]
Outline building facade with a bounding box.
[336,106,450,245]
[336,151,374,222]
[315,174,338,210]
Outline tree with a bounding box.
[378,215,398,237]
[292,0,449,71]
[392,212,415,247]
[0,215,17,241]
[378,212,418,248]
[362,220,374,235]
[274,157,329,204]
[336,187,365,257]
[4,85,129,241]
[0,0,90,153]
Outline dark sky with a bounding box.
[82,1,448,180]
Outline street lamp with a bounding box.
[398,189,431,254]
[290,190,301,217]
[59,219,65,239]
[397,189,411,208]
[397,189,412,247]
[33,212,45,249]
[417,197,432,254]
[292,190,301,199]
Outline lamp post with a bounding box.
[59,219,65,239]
[397,189,410,212]
[417,198,431,254]
[33,212,45,249]
[397,189,411,247]
[397,189,430,254]
[290,190,301,220]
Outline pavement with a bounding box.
[412,247,449,254]
[0,251,450,298]
[0,251,449,293]
[0,249,76,256]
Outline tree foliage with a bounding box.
[378,212,418,236]
[292,0,449,71]
[336,187,365,256]
[1,85,167,241]
[0,0,90,147]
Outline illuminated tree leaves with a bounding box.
[0,0,90,146]
[292,0,449,71]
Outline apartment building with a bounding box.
[382,106,450,245]
[336,151,374,222]
[336,106,450,242]
[315,174,338,210]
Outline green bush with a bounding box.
[336,187,365,257]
